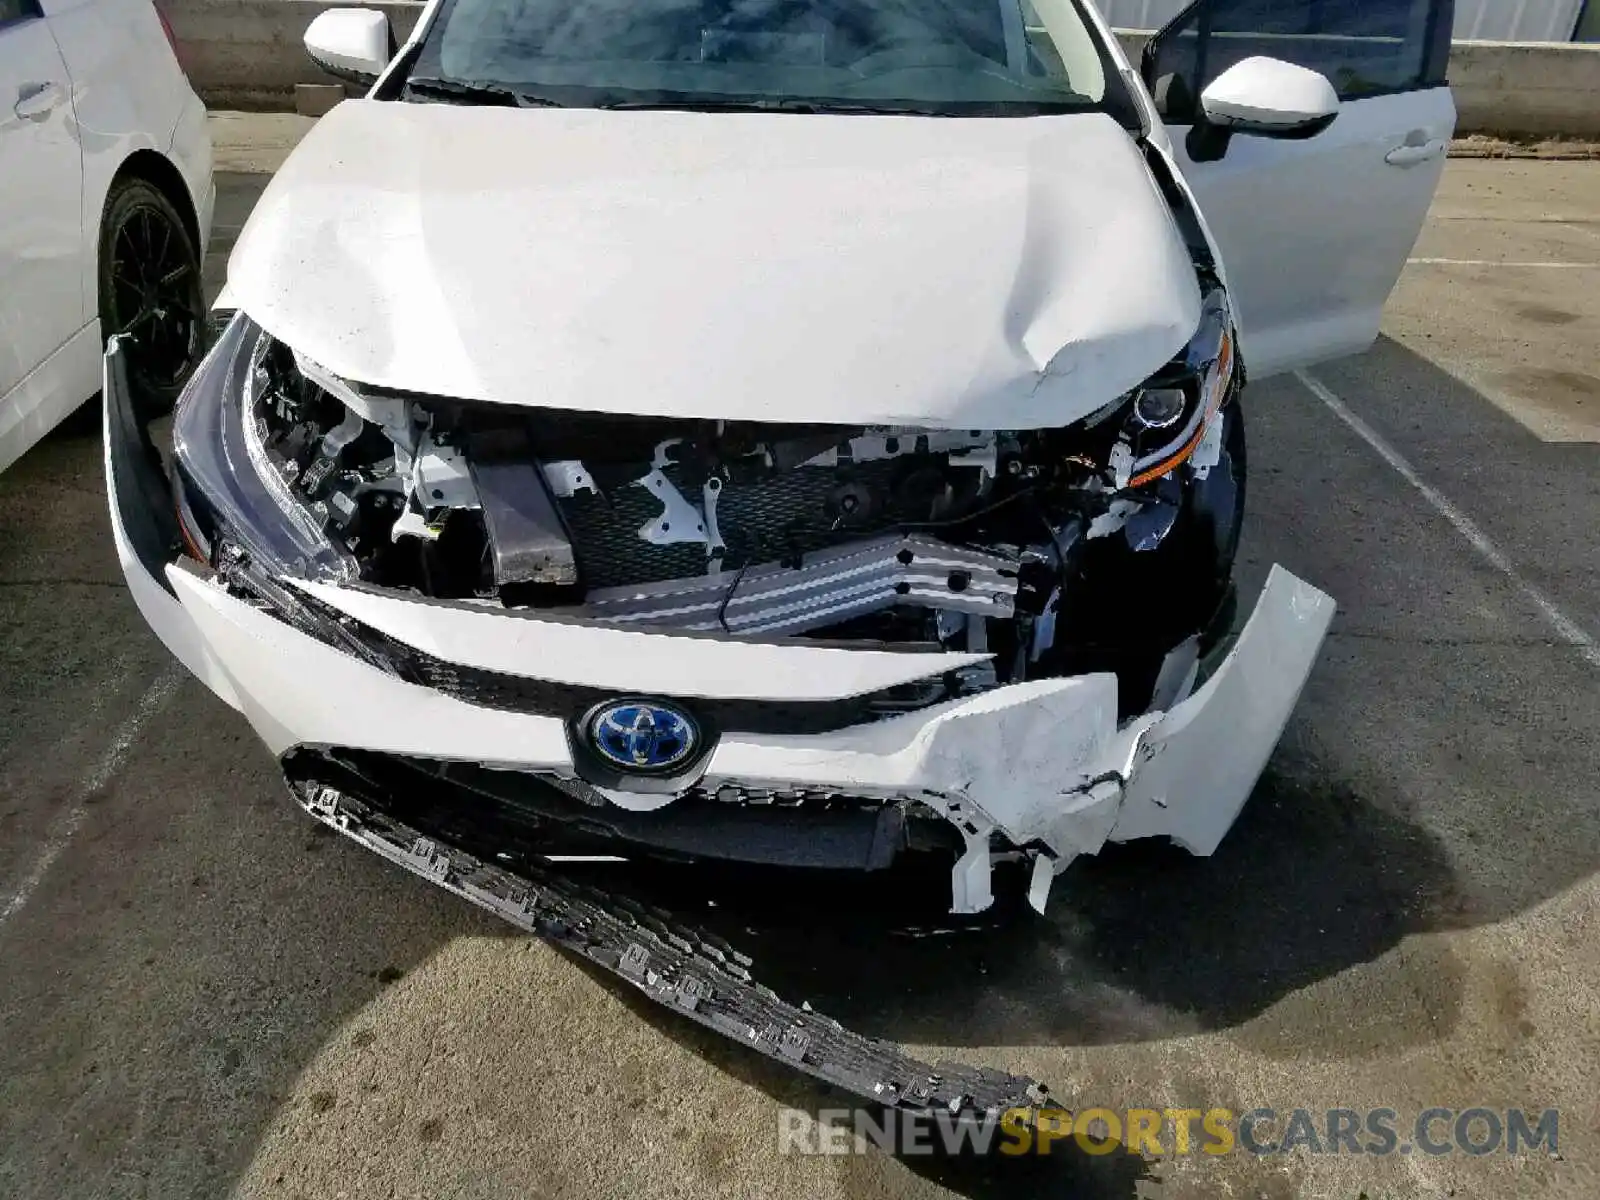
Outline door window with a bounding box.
[1144,0,1454,121]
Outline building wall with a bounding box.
[1092,0,1587,42]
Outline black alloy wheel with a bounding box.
[98,177,205,420]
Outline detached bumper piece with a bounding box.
[293,780,1048,1116]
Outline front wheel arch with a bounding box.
[97,156,207,420]
[102,150,202,265]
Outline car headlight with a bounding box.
[1115,287,1236,491]
[169,312,359,583]
[167,313,414,671]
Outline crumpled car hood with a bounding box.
[228,100,1201,430]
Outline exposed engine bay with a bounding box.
[231,288,1241,719]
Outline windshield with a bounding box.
[406,0,1134,118]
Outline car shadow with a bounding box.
[549,741,1456,1052]
[526,741,1445,1200]
[497,332,1600,1194]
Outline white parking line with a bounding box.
[1406,258,1599,269]
[1429,215,1600,224]
[1295,370,1600,670]
[0,668,183,928]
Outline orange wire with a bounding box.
[175,498,207,562]
[1128,421,1209,489]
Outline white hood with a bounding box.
[228,100,1201,430]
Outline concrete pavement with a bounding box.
[1,118,1597,1199]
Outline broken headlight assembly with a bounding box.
[167,314,408,668]
[169,313,358,584]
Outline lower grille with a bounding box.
[282,747,920,871]
[686,782,890,808]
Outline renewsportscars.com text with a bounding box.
[778,1106,1559,1158]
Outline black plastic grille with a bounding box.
[559,458,922,588]
[399,647,960,735]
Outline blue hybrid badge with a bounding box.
[584,700,700,773]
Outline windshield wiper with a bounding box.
[405,77,564,108]
[595,98,942,116]
[594,95,1091,117]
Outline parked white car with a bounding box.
[0,0,212,473]
[105,0,1455,1104]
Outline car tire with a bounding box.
[97,176,205,422]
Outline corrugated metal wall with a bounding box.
[1454,0,1585,40]
[1092,0,1188,29]
[1092,0,1587,41]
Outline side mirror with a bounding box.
[304,8,393,87]
[1189,57,1340,162]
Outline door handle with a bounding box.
[1384,138,1446,168]
[14,81,64,122]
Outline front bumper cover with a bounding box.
[106,339,1334,1109]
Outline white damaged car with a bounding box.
[106,0,1455,1086]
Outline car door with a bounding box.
[1143,0,1456,378]
[0,0,84,401]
